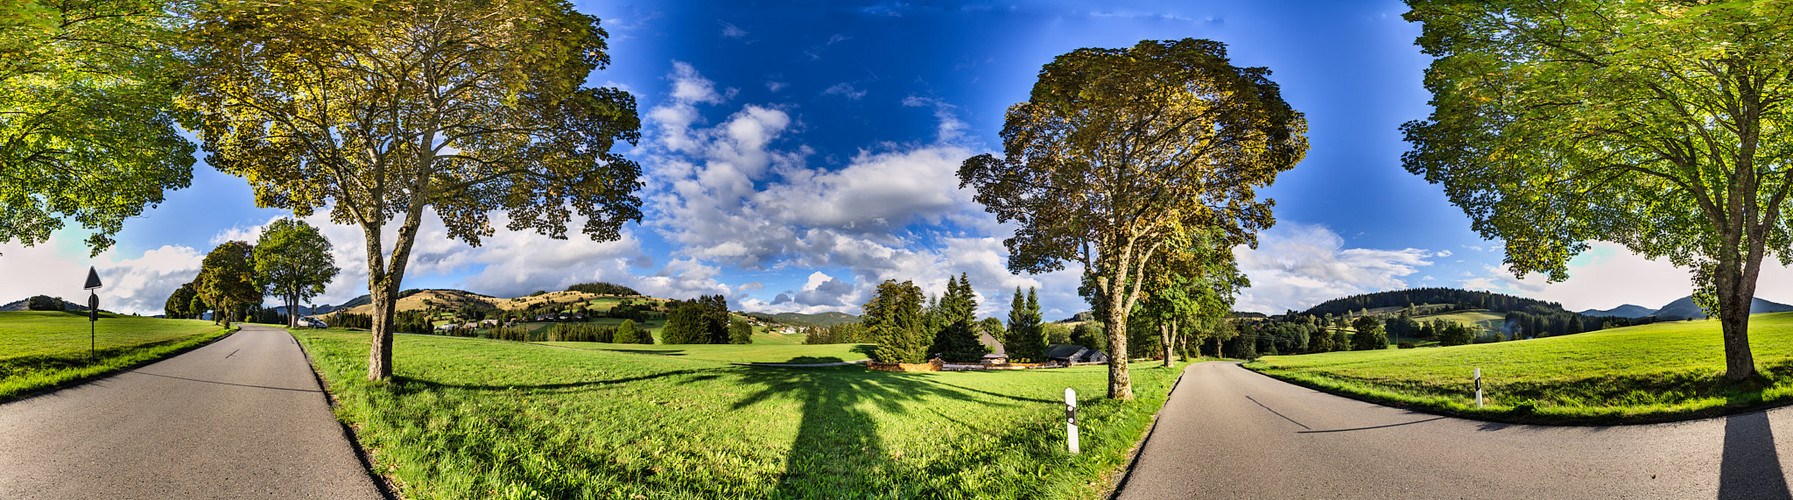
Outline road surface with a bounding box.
[0,324,382,499]
[1118,361,1793,499]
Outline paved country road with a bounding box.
[0,325,381,499]
[1117,361,1793,499]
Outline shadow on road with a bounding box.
[1298,416,1445,434]
[1720,410,1792,499]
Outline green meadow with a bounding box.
[296,328,1179,499]
[1246,312,1793,423]
[0,311,234,400]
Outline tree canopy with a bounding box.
[0,0,195,255]
[253,218,338,328]
[179,0,643,380]
[960,38,1306,398]
[1402,0,1793,380]
[197,241,259,327]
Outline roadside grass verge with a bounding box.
[1245,312,1793,424]
[0,311,236,400]
[296,328,1177,499]
[539,341,872,364]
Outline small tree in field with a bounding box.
[1350,316,1387,351]
[614,319,649,344]
[960,38,1306,399]
[197,241,259,327]
[728,318,753,345]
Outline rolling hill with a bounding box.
[745,311,860,327]
[1578,304,1656,318]
[1650,295,1793,320]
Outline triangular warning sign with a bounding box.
[84,266,103,290]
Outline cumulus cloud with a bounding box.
[639,62,1088,317]
[1232,222,1434,314]
[0,236,203,316]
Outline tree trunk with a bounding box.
[1717,256,1761,381]
[368,278,397,381]
[1105,285,1133,400]
[1160,322,1173,367]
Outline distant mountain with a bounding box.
[1301,287,1571,317]
[1579,304,1657,319]
[1652,296,1793,320]
[746,311,860,327]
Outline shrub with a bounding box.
[1397,342,1416,349]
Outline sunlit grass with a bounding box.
[297,328,1179,499]
[0,311,235,399]
[1246,312,1793,423]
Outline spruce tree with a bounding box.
[866,280,927,363]
[931,274,988,363]
[1006,287,1048,362]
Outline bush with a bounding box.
[614,319,651,344]
[26,295,66,311]
[1397,342,1416,349]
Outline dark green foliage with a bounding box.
[1005,287,1048,362]
[565,282,640,296]
[660,295,729,344]
[1070,322,1106,352]
[1331,328,1348,352]
[26,295,65,311]
[164,283,199,319]
[929,274,987,363]
[1350,316,1387,351]
[1043,324,1072,346]
[396,310,434,334]
[331,313,373,329]
[865,280,927,363]
[1306,325,1334,353]
[728,318,752,344]
[802,323,867,344]
[1397,342,1416,349]
[613,319,650,344]
[1224,331,1257,359]
[1438,321,1475,347]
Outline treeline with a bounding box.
[801,323,869,344]
[481,320,651,343]
[565,281,640,296]
[1302,288,1569,317]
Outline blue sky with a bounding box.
[7,0,1791,318]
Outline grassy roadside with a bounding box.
[296,328,1177,499]
[0,311,237,401]
[1244,312,1793,424]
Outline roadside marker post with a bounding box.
[1065,388,1080,454]
[1474,368,1483,407]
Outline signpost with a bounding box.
[1065,388,1080,454]
[84,267,102,360]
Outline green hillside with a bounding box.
[1246,312,1793,423]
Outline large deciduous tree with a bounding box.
[0,0,195,255]
[164,281,199,319]
[960,38,1306,399]
[253,218,339,328]
[180,0,643,380]
[197,241,259,327]
[1402,1,1793,381]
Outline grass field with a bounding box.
[297,329,1180,499]
[1246,312,1793,423]
[0,311,235,400]
[540,341,872,364]
[1411,310,1505,331]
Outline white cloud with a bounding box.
[821,82,866,100]
[719,22,747,39]
[1455,242,1793,311]
[0,235,203,316]
[1232,222,1433,314]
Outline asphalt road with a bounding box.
[1118,361,1793,500]
[0,324,381,499]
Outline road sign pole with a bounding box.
[1065,388,1080,454]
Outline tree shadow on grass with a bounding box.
[600,348,687,356]
[726,366,1023,498]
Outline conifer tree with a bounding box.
[930,274,988,363]
[1006,287,1048,362]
